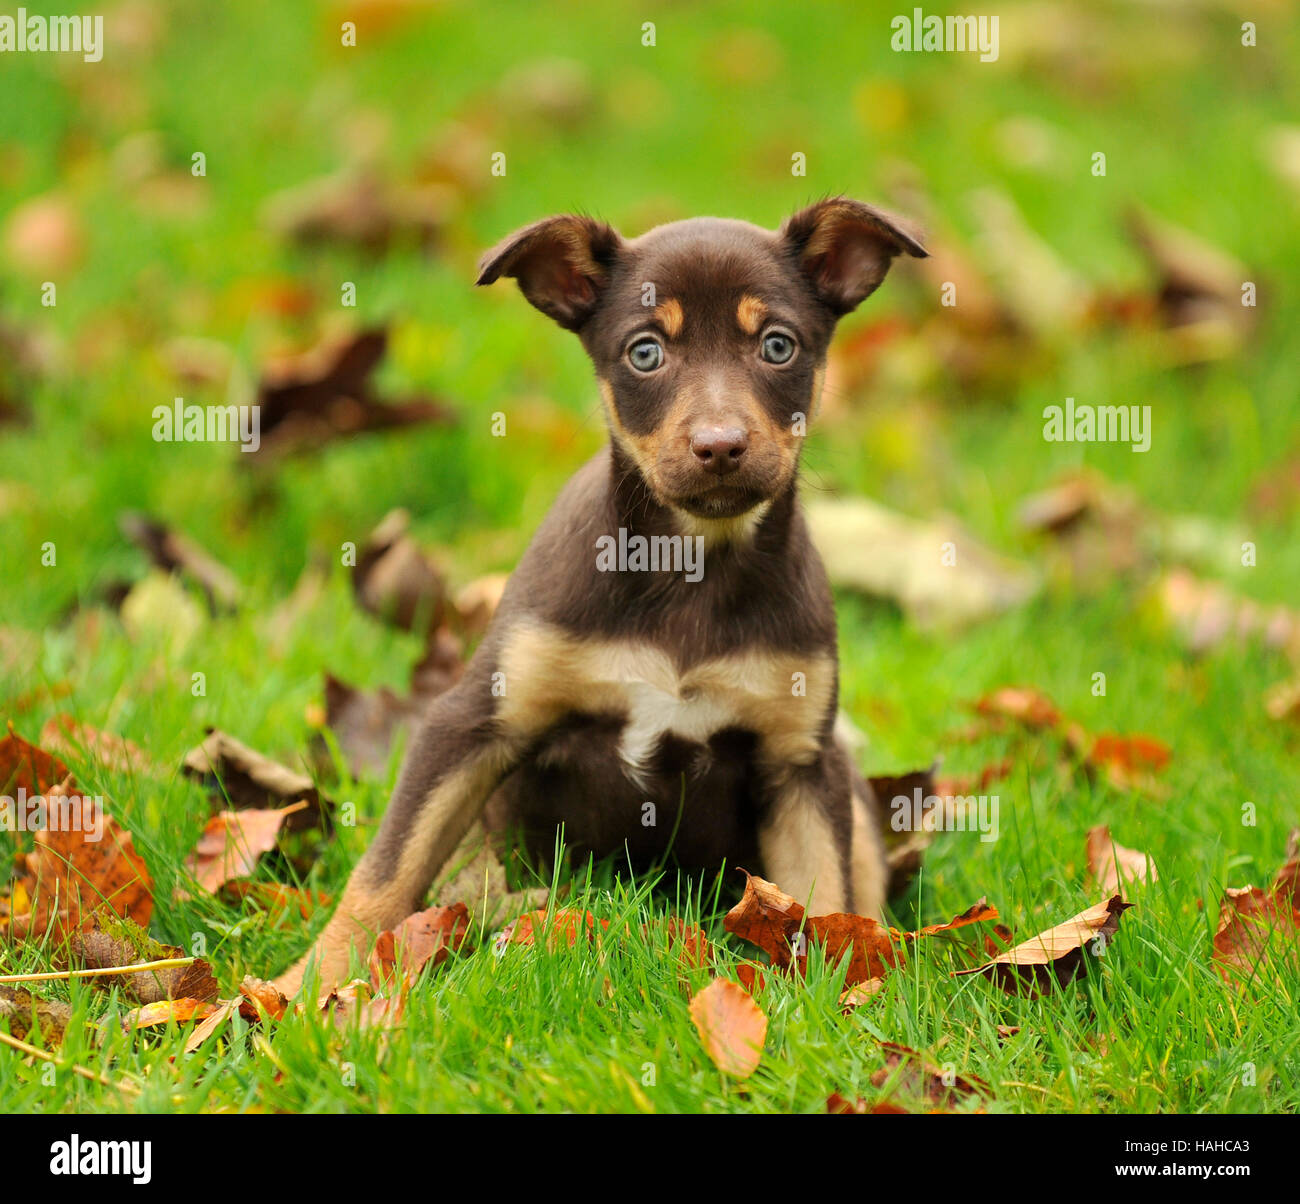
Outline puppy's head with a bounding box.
[477,199,926,531]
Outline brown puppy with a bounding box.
[277,197,927,994]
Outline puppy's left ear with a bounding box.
[476,214,623,331]
[780,197,927,316]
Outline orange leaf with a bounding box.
[368,903,470,990]
[689,978,767,1079]
[184,802,307,894]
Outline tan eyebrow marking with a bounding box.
[653,298,684,339]
[737,294,768,335]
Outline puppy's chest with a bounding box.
[497,622,836,782]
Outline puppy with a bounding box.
[278,197,927,993]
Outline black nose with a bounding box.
[690,426,749,475]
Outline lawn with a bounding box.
[1,0,1299,1114]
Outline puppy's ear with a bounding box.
[476,215,623,331]
[780,197,927,316]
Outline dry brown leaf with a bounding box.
[352,508,447,636]
[805,496,1038,630]
[1212,833,1300,982]
[952,895,1132,996]
[237,976,289,1022]
[974,686,1061,729]
[122,998,222,1031]
[13,781,154,939]
[119,512,241,612]
[183,1000,236,1053]
[689,978,767,1079]
[0,721,70,796]
[1087,734,1171,789]
[367,903,470,991]
[839,977,886,1012]
[871,1040,989,1108]
[182,730,326,831]
[0,985,74,1046]
[1086,825,1157,896]
[253,328,454,459]
[321,625,464,778]
[70,921,217,1003]
[499,908,608,951]
[221,881,330,920]
[183,802,307,894]
[38,715,156,778]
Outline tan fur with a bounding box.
[736,294,767,335]
[757,781,849,915]
[497,621,834,773]
[654,297,684,339]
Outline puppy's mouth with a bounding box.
[673,483,768,519]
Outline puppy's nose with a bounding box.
[690,426,749,475]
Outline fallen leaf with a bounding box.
[236,976,289,1022]
[1085,825,1157,896]
[13,781,154,939]
[221,881,330,920]
[321,626,464,778]
[722,871,806,969]
[39,715,156,778]
[499,908,607,951]
[119,512,241,612]
[122,998,222,1031]
[352,508,447,636]
[70,918,218,1003]
[367,903,470,991]
[839,977,886,1012]
[263,168,453,254]
[805,913,900,987]
[974,686,1061,730]
[902,898,1000,940]
[827,1092,910,1115]
[689,978,767,1079]
[952,895,1132,996]
[183,803,307,894]
[253,328,454,458]
[1211,832,1300,983]
[1156,568,1300,659]
[182,729,327,831]
[0,986,74,1046]
[1087,734,1171,789]
[871,1040,988,1108]
[805,496,1038,630]
[0,721,70,796]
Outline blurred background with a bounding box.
[1,0,1298,885]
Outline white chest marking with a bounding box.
[497,623,836,783]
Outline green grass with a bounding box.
[2,0,1299,1112]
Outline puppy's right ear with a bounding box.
[476,215,623,331]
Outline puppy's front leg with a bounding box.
[758,744,886,920]
[277,667,521,995]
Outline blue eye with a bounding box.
[628,338,664,372]
[761,331,796,364]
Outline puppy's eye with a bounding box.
[628,338,664,372]
[760,331,796,365]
